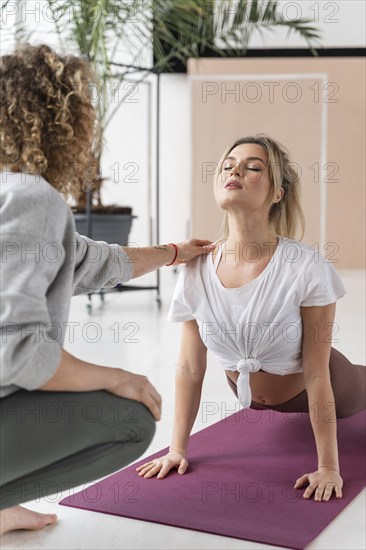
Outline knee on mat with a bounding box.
[336,404,365,419]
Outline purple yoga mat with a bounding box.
[59,409,366,549]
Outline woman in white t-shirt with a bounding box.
[136,134,366,503]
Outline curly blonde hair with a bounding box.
[0,43,99,200]
[214,134,306,242]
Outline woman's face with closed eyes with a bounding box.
[215,143,273,213]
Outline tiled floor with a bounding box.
[1,268,365,550]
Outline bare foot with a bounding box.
[0,505,58,536]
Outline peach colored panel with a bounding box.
[188,58,365,268]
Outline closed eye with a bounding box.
[223,167,261,172]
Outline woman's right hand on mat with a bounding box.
[135,450,189,479]
[106,369,162,421]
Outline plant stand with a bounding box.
[82,66,162,314]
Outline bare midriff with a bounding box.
[225,369,306,405]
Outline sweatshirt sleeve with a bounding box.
[0,233,62,392]
[72,232,133,296]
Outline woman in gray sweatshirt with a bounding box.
[0,43,215,535]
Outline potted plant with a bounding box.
[11,0,321,244]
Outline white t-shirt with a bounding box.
[167,236,347,408]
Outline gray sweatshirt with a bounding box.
[0,171,133,398]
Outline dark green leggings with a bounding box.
[0,390,156,510]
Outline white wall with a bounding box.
[99,71,193,293]
[1,0,365,251]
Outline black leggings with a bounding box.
[0,390,156,510]
[226,347,366,418]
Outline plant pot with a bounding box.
[73,211,136,245]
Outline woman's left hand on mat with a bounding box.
[294,468,343,501]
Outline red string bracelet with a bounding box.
[165,243,178,266]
